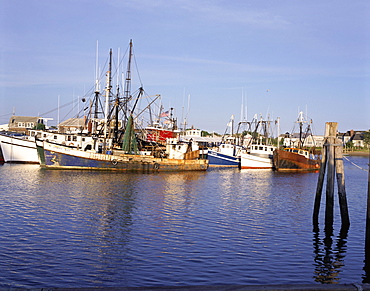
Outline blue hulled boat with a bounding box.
[207,143,244,167]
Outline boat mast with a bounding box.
[277,117,280,146]
[297,111,306,148]
[113,87,120,144]
[113,48,121,145]
[231,114,234,136]
[104,49,113,138]
[123,40,133,125]
[94,41,100,120]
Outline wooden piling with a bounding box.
[325,135,335,229]
[366,150,370,258]
[335,140,350,227]
[313,122,349,230]
[313,139,327,226]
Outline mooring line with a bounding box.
[343,155,368,172]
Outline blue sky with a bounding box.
[0,0,369,135]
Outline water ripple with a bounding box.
[0,162,367,288]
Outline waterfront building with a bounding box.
[279,133,324,148]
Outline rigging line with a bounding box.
[0,113,12,118]
[38,99,76,117]
[111,49,129,85]
[59,99,82,122]
[82,81,100,97]
[343,155,368,172]
[116,45,129,85]
[60,108,76,123]
[132,48,143,86]
[94,52,110,85]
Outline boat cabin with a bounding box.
[283,147,310,159]
[249,144,275,156]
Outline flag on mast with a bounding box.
[161,111,169,117]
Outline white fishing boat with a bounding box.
[240,143,276,169]
[239,115,277,169]
[0,129,95,163]
[0,132,39,163]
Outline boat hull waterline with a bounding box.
[37,141,208,172]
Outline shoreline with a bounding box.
[344,150,370,157]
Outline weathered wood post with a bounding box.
[364,151,370,283]
[325,131,335,229]
[366,151,370,259]
[313,122,350,230]
[334,139,350,227]
[313,135,327,227]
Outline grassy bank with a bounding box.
[344,150,370,156]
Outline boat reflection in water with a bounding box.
[0,159,367,288]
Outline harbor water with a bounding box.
[0,156,369,288]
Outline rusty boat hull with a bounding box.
[36,140,208,172]
[273,148,320,172]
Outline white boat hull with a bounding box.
[240,153,273,169]
[0,134,38,163]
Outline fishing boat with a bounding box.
[207,115,246,167]
[273,111,320,172]
[273,147,320,171]
[207,141,245,167]
[0,132,39,163]
[36,116,208,172]
[239,116,277,169]
[240,144,276,169]
[0,128,95,163]
[0,116,50,163]
[36,141,208,172]
[36,40,208,172]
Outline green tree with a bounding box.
[33,123,45,130]
[201,131,221,137]
[363,130,370,148]
[280,137,284,146]
[346,141,354,150]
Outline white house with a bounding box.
[280,133,324,148]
